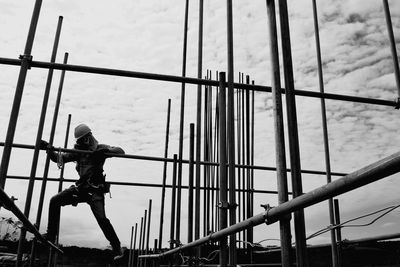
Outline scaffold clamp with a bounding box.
[218,201,237,209]
[18,54,33,69]
[395,97,400,109]
[0,196,18,211]
[261,203,273,225]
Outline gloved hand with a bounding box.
[39,140,53,151]
[92,148,110,161]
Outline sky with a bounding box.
[0,0,399,252]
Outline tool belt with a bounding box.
[77,174,110,194]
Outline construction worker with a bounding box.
[41,124,125,261]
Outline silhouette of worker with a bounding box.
[41,124,125,260]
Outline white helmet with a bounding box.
[74,124,91,140]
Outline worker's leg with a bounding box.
[89,193,121,252]
[47,186,86,242]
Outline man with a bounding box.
[41,123,125,260]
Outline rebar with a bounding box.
[158,99,171,250]
[334,199,343,267]
[169,155,178,249]
[218,72,228,266]
[310,1,338,266]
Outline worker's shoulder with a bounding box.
[97,143,111,149]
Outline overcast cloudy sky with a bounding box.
[0,0,399,251]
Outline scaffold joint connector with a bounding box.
[0,196,18,211]
[261,203,273,225]
[395,97,400,109]
[19,54,33,69]
[218,201,237,209]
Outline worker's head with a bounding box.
[74,124,93,146]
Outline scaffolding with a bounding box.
[0,0,399,267]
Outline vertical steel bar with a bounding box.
[158,99,172,250]
[176,0,190,248]
[195,3,204,264]
[140,210,147,267]
[188,123,195,267]
[146,199,152,255]
[250,81,255,247]
[236,73,242,249]
[334,199,343,267]
[203,71,209,238]
[241,74,246,248]
[170,155,178,249]
[18,16,63,267]
[218,72,228,266]
[212,79,219,234]
[216,71,220,234]
[137,217,144,267]
[208,71,213,236]
[0,0,43,189]
[206,70,212,237]
[278,0,309,266]
[266,1,293,266]
[153,239,158,253]
[311,1,338,266]
[37,50,68,223]
[245,75,253,250]
[57,94,71,194]
[175,154,182,245]
[32,50,69,267]
[188,124,195,243]
[129,226,134,267]
[133,222,138,267]
[382,0,400,96]
[226,1,237,265]
[51,113,72,267]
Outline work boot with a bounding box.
[112,245,124,261]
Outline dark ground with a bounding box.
[0,239,399,266]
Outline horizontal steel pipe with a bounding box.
[138,150,400,259]
[0,142,347,177]
[0,187,63,254]
[6,175,285,195]
[0,57,397,107]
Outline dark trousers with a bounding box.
[47,185,120,250]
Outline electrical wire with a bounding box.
[306,204,400,240]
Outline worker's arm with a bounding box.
[40,140,79,163]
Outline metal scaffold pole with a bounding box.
[176,0,190,249]
[188,123,195,265]
[277,0,309,266]
[0,0,43,190]
[169,155,178,250]
[266,1,292,266]
[311,1,338,266]
[140,149,400,259]
[382,0,400,97]
[195,1,204,264]
[158,99,171,250]
[17,15,63,267]
[32,49,69,267]
[218,72,228,267]
[226,1,237,265]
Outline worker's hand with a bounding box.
[39,140,52,151]
[92,148,109,161]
